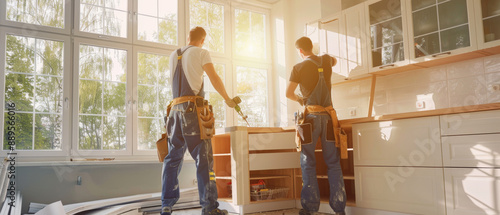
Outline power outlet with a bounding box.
[416,100,425,109]
[488,84,500,92]
[349,108,356,116]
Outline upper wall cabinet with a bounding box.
[366,0,412,73]
[306,3,369,84]
[474,0,500,50]
[406,0,477,63]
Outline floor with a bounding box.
[164,207,412,215]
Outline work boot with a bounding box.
[299,209,315,215]
[203,208,228,215]
[160,206,172,215]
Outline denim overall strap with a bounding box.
[172,46,205,98]
[304,56,332,107]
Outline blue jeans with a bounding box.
[162,102,219,212]
[300,113,346,213]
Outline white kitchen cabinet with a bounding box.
[306,3,369,84]
[353,116,442,167]
[440,109,500,136]
[406,0,478,63]
[355,166,446,215]
[442,133,500,167]
[365,0,413,73]
[474,0,500,50]
[444,168,500,215]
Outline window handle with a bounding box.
[64,97,69,109]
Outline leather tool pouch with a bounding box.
[295,110,312,152]
[157,101,173,162]
[325,106,348,159]
[196,98,215,140]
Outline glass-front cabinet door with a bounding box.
[475,0,500,49]
[407,0,476,62]
[318,13,349,83]
[366,0,411,73]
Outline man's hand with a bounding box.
[225,98,237,108]
[297,96,307,106]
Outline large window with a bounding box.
[137,0,178,45]
[136,52,171,150]
[1,0,272,158]
[78,44,127,150]
[3,34,64,150]
[190,0,224,53]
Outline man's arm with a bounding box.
[331,56,337,67]
[286,81,305,105]
[203,63,230,101]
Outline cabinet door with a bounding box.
[366,0,411,73]
[442,134,500,167]
[353,116,442,167]
[407,0,477,63]
[342,3,369,80]
[319,13,349,83]
[474,0,500,50]
[355,166,446,215]
[444,168,500,215]
[440,109,500,136]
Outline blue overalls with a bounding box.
[300,57,346,214]
[162,46,219,213]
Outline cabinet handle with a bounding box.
[432,52,451,58]
[379,64,395,69]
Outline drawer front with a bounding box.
[249,152,300,170]
[441,110,500,136]
[442,134,500,167]
[355,166,446,215]
[353,116,442,166]
[444,168,500,215]
[248,132,296,151]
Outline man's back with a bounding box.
[169,46,212,95]
[290,54,333,98]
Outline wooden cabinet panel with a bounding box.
[249,152,300,171]
[442,134,500,167]
[444,168,500,215]
[355,166,446,215]
[248,132,295,151]
[440,109,500,135]
[353,116,442,166]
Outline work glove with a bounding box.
[225,98,237,108]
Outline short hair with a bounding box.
[189,26,207,42]
[295,37,313,52]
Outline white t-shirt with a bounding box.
[169,45,212,95]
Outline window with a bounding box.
[190,0,224,53]
[203,63,225,129]
[3,34,64,150]
[6,0,65,29]
[137,0,178,45]
[136,52,171,150]
[234,9,266,58]
[79,0,129,38]
[236,66,268,127]
[78,43,127,150]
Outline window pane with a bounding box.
[190,0,224,53]
[235,9,266,58]
[4,35,64,151]
[138,0,178,45]
[203,64,225,129]
[236,66,267,127]
[78,45,127,150]
[6,0,65,29]
[137,53,172,150]
[80,1,128,38]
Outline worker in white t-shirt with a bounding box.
[161,27,237,215]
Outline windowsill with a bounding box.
[16,157,196,167]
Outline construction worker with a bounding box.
[161,26,236,215]
[286,37,346,215]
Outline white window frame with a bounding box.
[74,0,133,44]
[72,37,133,157]
[132,46,175,156]
[0,26,71,157]
[0,0,72,35]
[185,0,232,59]
[133,0,186,50]
[208,57,234,128]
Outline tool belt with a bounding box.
[295,105,348,159]
[171,96,215,140]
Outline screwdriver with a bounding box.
[232,96,250,126]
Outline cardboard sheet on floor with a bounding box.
[34,201,65,215]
